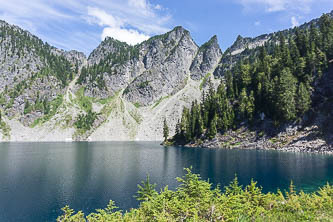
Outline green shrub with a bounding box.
[74,110,97,132]
[57,169,333,222]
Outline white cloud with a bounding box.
[83,0,172,44]
[86,2,165,45]
[291,16,300,27]
[254,21,261,26]
[87,7,123,28]
[102,27,150,45]
[238,0,314,13]
[0,0,171,53]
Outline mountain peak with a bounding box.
[210,35,218,40]
[236,35,243,41]
[168,26,191,38]
[190,35,222,80]
[200,35,220,51]
[103,36,130,46]
[206,35,219,45]
[171,26,187,32]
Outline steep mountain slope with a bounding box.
[0,10,332,143]
[79,26,210,105]
[168,11,333,154]
[0,22,222,141]
[0,20,86,140]
[214,10,333,77]
[124,27,198,106]
[72,26,222,141]
[190,35,222,80]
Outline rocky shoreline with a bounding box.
[169,125,333,155]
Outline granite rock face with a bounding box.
[190,35,222,80]
[0,20,85,126]
[124,27,199,106]
[0,20,225,141]
[82,26,220,106]
[82,37,144,98]
[2,10,332,143]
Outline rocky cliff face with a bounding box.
[81,26,202,106]
[214,33,281,77]
[1,10,331,142]
[0,20,85,128]
[190,35,222,80]
[70,26,221,141]
[0,21,224,141]
[124,26,199,106]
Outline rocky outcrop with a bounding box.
[0,21,223,141]
[0,20,83,127]
[214,34,272,77]
[181,125,333,155]
[1,10,333,145]
[82,26,209,106]
[190,35,222,80]
[124,26,198,106]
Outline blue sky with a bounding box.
[0,0,332,55]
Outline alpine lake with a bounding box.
[1,142,333,222]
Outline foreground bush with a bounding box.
[57,169,333,221]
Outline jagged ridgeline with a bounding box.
[171,12,333,145]
[0,22,223,141]
[69,26,222,141]
[0,10,332,142]
[77,26,221,106]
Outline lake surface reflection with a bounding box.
[0,142,333,221]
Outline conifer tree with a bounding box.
[163,118,169,142]
[207,113,217,139]
[275,68,297,122]
[239,63,251,89]
[194,111,204,138]
[135,175,157,202]
[296,82,311,116]
[238,88,248,120]
[170,13,333,143]
[247,91,255,121]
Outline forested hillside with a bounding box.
[0,10,333,144]
[169,13,333,152]
[0,20,85,131]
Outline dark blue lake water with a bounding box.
[0,142,333,222]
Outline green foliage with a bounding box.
[135,174,158,202]
[133,102,141,108]
[163,118,169,142]
[207,113,217,139]
[57,169,333,222]
[31,95,63,127]
[296,82,311,116]
[173,80,235,143]
[171,13,333,143]
[74,110,97,132]
[0,110,11,139]
[274,68,297,122]
[74,87,93,113]
[23,99,31,114]
[152,96,170,109]
[0,23,73,86]
[200,73,211,90]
